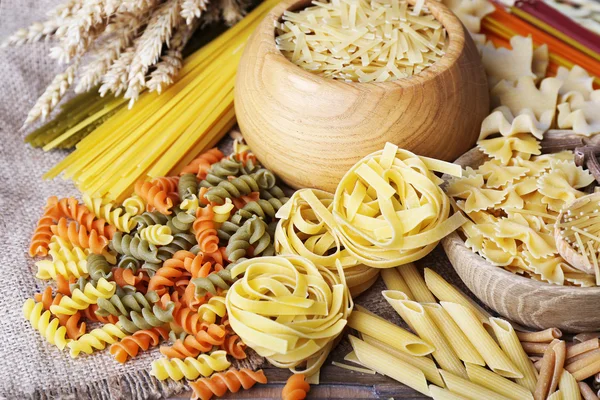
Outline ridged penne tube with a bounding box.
[423,303,485,366]
[490,318,538,393]
[516,328,562,343]
[362,334,444,387]
[379,291,416,331]
[439,370,512,400]
[429,385,470,400]
[381,268,414,299]
[567,339,600,360]
[349,335,429,396]
[397,263,435,303]
[550,341,567,394]
[441,302,523,378]
[558,370,581,400]
[465,363,534,400]
[577,382,597,400]
[424,269,491,325]
[383,294,466,378]
[347,310,434,357]
[547,391,563,400]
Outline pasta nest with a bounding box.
[331,142,467,268]
[225,255,352,376]
[275,188,379,295]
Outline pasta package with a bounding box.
[225,255,353,376]
[332,142,467,268]
[275,188,379,296]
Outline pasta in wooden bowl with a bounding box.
[442,147,600,333]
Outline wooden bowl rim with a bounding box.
[261,0,468,88]
[443,147,600,295]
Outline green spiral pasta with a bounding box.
[204,174,267,205]
[141,262,162,277]
[87,254,113,282]
[192,269,235,297]
[118,255,141,271]
[96,290,160,317]
[225,216,274,262]
[236,198,289,221]
[169,330,188,342]
[132,211,170,229]
[157,232,196,261]
[252,168,277,190]
[260,185,287,201]
[69,276,89,294]
[118,302,175,333]
[110,232,160,263]
[178,173,199,201]
[167,211,196,234]
[199,157,245,188]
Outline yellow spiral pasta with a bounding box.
[122,194,146,216]
[275,188,378,295]
[332,142,467,268]
[197,294,227,324]
[67,323,127,357]
[35,259,88,280]
[138,225,173,246]
[83,194,136,232]
[180,195,200,215]
[23,299,70,350]
[49,235,117,264]
[50,278,116,315]
[226,255,352,376]
[212,198,234,224]
[150,350,230,381]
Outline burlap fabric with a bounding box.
[0,1,481,399]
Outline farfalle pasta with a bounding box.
[557,90,600,136]
[331,143,467,268]
[225,256,352,376]
[481,36,540,88]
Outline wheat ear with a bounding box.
[99,47,135,97]
[1,20,62,47]
[220,0,244,25]
[118,0,161,13]
[181,0,208,25]
[146,21,199,94]
[47,0,84,19]
[75,12,150,93]
[24,61,80,126]
[124,0,183,106]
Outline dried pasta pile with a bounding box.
[275,0,447,82]
[25,142,291,400]
[340,264,597,400]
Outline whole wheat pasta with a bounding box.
[566,350,600,380]
[517,328,563,343]
[577,382,599,400]
[572,359,600,381]
[550,341,566,395]
[567,339,600,360]
[574,333,600,343]
[535,340,558,400]
[522,342,551,355]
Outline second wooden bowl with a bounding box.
[235,0,489,192]
[442,148,600,333]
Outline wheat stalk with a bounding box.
[220,0,244,25]
[47,0,83,19]
[1,20,62,47]
[146,20,198,93]
[181,0,208,25]
[99,46,135,97]
[124,0,182,106]
[75,12,149,93]
[24,60,80,126]
[53,0,107,64]
[118,0,162,13]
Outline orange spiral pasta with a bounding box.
[232,192,260,210]
[165,294,210,335]
[34,287,86,340]
[220,334,247,360]
[148,250,194,296]
[152,176,180,194]
[282,374,310,400]
[233,151,257,166]
[189,368,267,400]
[185,252,224,278]
[110,327,169,363]
[50,218,109,254]
[29,213,55,257]
[56,275,72,295]
[159,324,226,359]
[134,180,173,215]
[112,267,146,287]
[180,148,225,179]
[194,206,219,253]
[83,304,119,324]
[48,197,115,238]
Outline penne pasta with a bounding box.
[550,341,567,394]
[517,328,562,343]
[547,391,564,400]
[424,269,491,325]
[347,310,434,356]
[566,349,600,374]
[381,268,414,299]
[380,290,417,331]
[349,335,429,396]
[361,334,445,387]
[559,370,581,400]
[331,361,376,374]
[441,302,523,379]
[429,384,470,400]
[574,333,600,343]
[521,342,550,355]
[577,382,599,400]
[423,303,485,366]
[465,363,534,400]
[439,370,511,400]
[567,340,600,360]
[571,358,600,381]
[397,263,436,303]
[384,295,466,378]
[489,318,538,393]
[535,340,557,400]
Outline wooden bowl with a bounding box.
[234,0,489,192]
[442,148,600,333]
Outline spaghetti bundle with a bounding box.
[225,256,353,376]
[43,0,280,203]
